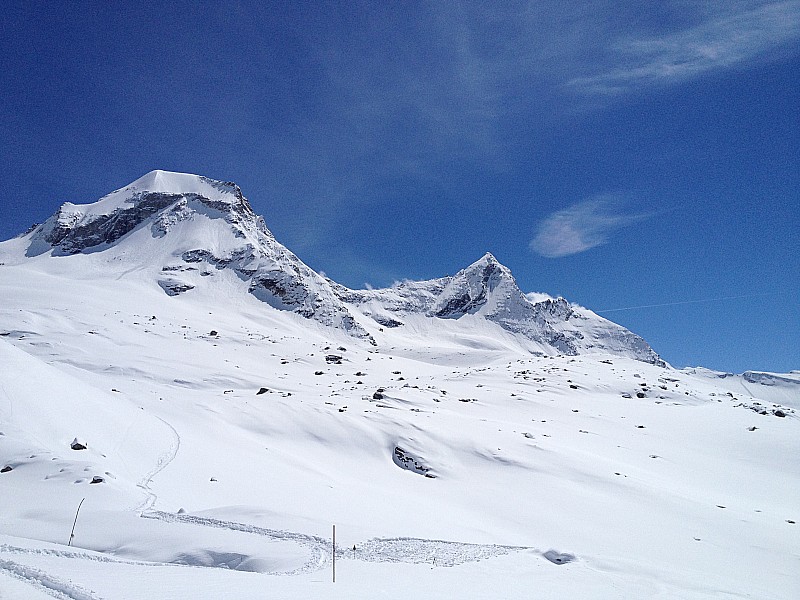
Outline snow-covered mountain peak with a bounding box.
[4,171,373,341]
[461,252,506,277]
[473,251,500,267]
[61,170,248,222]
[103,169,243,204]
[433,252,520,318]
[124,169,234,197]
[21,170,258,259]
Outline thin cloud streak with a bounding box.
[596,292,775,313]
[530,197,651,258]
[248,2,800,256]
[567,1,800,94]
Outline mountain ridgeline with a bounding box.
[6,170,664,365]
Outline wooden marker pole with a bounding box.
[68,498,85,546]
[332,524,336,583]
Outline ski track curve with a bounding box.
[0,557,104,600]
[134,415,180,513]
[140,511,331,575]
[19,404,540,580]
[0,380,12,420]
[0,544,187,569]
[140,512,537,574]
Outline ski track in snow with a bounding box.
[125,398,538,576]
[0,381,13,420]
[132,420,534,576]
[141,511,534,574]
[345,536,532,567]
[141,511,331,575]
[0,544,203,569]
[0,543,203,600]
[134,415,180,513]
[0,557,104,600]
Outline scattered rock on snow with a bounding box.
[393,446,435,478]
[543,550,575,565]
[158,278,195,296]
[256,387,269,395]
[70,438,87,450]
[1,465,12,473]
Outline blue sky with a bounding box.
[1,1,798,373]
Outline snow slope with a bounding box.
[0,172,798,599]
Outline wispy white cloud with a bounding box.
[248,2,800,255]
[530,196,651,258]
[298,2,800,194]
[567,1,800,95]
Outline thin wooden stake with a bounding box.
[68,498,85,546]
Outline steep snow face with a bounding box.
[7,171,372,340]
[430,254,582,356]
[338,253,665,365]
[433,253,519,318]
[72,170,245,217]
[25,170,254,256]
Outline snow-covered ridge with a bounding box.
[682,367,800,408]
[68,170,244,218]
[11,170,373,340]
[337,252,664,365]
[3,170,663,362]
[25,171,253,256]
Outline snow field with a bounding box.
[0,237,798,597]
